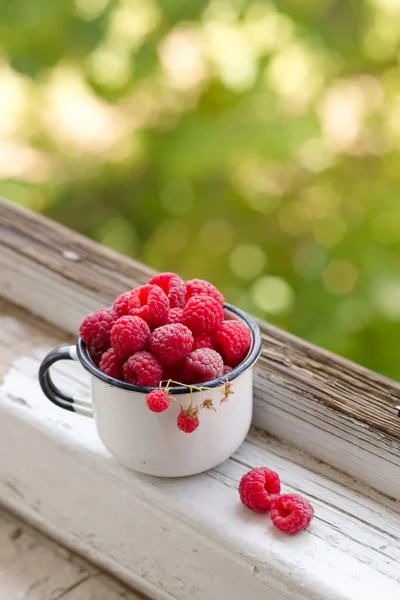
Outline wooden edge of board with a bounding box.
[1,198,400,499]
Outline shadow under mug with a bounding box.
[39,303,262,477]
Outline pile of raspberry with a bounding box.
[239,467,314,535]
[79,273,252,431]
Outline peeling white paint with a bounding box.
[0,349,399,600]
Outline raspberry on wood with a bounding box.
[182,295,224,334]
[110,316,150,358]
[150,323,193,366]
[146,389,170,413]
[239,467,281,512]
[177,406,199,433]
[99,348,124,380]
[185,279,224,306]
[213,320,252,367]
[123,351,163,386]
[181,348,224,384]
[148,272,186,308]
[270,494,314,534]
[79,308,117,351]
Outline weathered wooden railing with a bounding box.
[1,199,400,600]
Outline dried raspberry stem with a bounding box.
[160,379,217,393]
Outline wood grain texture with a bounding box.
[0,301,400,600]
[1,199,400,498]
[1,199,399,435]
[0,505,144,599]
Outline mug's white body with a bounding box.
[92,368,253,477]
[39,303,260,478]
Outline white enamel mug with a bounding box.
[39,304,261,477]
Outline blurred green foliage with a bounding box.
[2,0,400,379]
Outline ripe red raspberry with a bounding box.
[79,308,117,351]
[162,363,184,384]
[99,348,124,380]
[164,307,184,325]
[113,291,140,317]
[123,351,163,386]
[146,389,170,412]
[110,316,150,358]
[270,494,314,534]
[177,406,199,433]
[88,347,103,367]
[239,467,281,512]
[192,334,215,351]
[130,285,169,328]
[185,278,224,306]
[213,320,252,367]
[114,285,169,329]
[181,348,224,384]
[223,365,232,375]
[182,296,224,334]
[150,323,193,366]
[148,272,186,308]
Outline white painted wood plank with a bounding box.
[0,321,399,600]
[0,507,142,600]
[1,245,399,499]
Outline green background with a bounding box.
[2,0,400,380]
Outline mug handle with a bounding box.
[39,345,94,418]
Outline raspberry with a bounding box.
[182,296,224,334]
[114,285,169,329]
[79,308,117,351]
[213,320,252,367]
[177,406,199,433]
[148,272,186,308]
[113,291,140,317]
[239,467,281,512]
[110,316,150,358]
[181,348,224,384]
[99,348,124,380]
[150,323,193,366]
[162,363,184,384]
[185,279,224,306]
[270,494,314,534]
[88,346,103,367]
[123,351,163,386]
[130,285,169,329]
[146,389,170,412]
[164,308,184,325]
[223,365,232,375]
[192,334,215,351]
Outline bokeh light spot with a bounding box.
[229,244,266,279]
[322,260,358,295]
[372,278,400,320]
[313,215,346,247]
[251,276,294,314]
[296,137,335,173]
[75,0,109,20]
